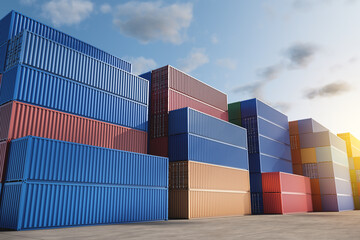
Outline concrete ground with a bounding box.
[1,211,360,240]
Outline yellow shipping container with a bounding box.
[301,148,317,164]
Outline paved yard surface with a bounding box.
[1,211,360,239]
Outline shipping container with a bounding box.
[302,163,319,179]
[312,195,322,211]
[228,102,241,120]
[297,119,328,134]
[262,172,311,194]
[169,161,250,191]
[250,192,263,214]
[0,43,6,73]
[317,162,351,180]
[263,193,312,214]
[149,137,168,157]
[0,65,148,131]
[292,164,303,175]
[315,146,348,166]
[249,154,293,173]
[250,173,263,192]
[0,181,167,230]
[321,194,354,211]
[0,141,8,181]
[169,133,248,169]
[5,136,167,187]
[0,11,131,72]
[149,65,227,111]
[4,31,147,104]
[319,178,352,195]
[289,121,299,136]
[240,99,289,129]
[168,107,247,148]
[301,148,317,164]
[299,131,346,152]
[169,190,250,219]
[310,179,321,195]
[0,101,147,154]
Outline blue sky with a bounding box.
[1,0,360,137]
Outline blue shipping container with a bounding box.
[0,11,131,72]
[0,65,148,131]
[168,133,249,170]
[4,30,148,105]
[248,154,293,173]
[250,173,262,193]
[0,181,168,230]
[6,136,168,187]
[240,99,289,129]
[168,107,247,148]
[250,192,263,215]
[0,42,7,73]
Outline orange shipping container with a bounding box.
[310,179,321,195]
[301,148,317,164]
[169,190,251,219]
[312,194,322,212]
[169,161,250,191]
[289,121,299,136]
[292,164,303,175]
[291,149,302,164]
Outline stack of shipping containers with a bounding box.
[168,108,250,218]
[289,119,353,211]
[337,133,360,209]
[145,65,228,157]
[228,99,293,214]
[0,10,168,229]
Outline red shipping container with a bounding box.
[262,172,312,214]
[0,140,9,182]
[262,172,311,194]
[149,137,168,157]
[152,65,228,111]
[263,193,313,214]
[0,101,147,154]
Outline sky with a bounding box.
[1,0,360,138]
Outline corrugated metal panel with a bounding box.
[149,137,168,157]
[301,148,317,164]
[168,107,247,148]
[250,192,263,214]
[319,178,352,195]
[0,141,9,181]
[6,136,168,187]
[0,42,7,73]
[299,131,347,152]
[311,179,321,195]
[169,161,250,191]
[297,119,328,134]
[316,146,348,166]
[259,136,291,161]
[312,194,322,212]
[168,89,228,121]
[291,149,302,164]
[169,190,250,219]
[263,193,312,214]
[0,101,147,154]
[4,31,146,104]
[337,195,355,211]
[0,65,148,131]
[168,66,228,111]
[292,164,303,175]
[302,163,319,179]
[228,102,241,120]
[320,194,354,212]
[262,172,311,194]
[290,135,300,150]
[168,133,249,170]
[248,154,293,173]
[318,162,350,180]
[250,173,262,192]
[0,181,167,230]
[0,11,131,72]
[261,172,281,193]
[258,118,290,145]
[289,121,299,136]
[240,99,289,129]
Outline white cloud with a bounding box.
[41,0,94,26]
[20,0,37,5]
[211,34,218,44]
[100,3,111,14]
[125,56,157,75]
[113,1,193,44]
[216,58,237,70]
[178,48,209,73]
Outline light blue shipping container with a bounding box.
[6,136,168,187]
[168,107,248,148]
[0,11,131,72]
[169,133,249,170]
[0,65,148,131]
[4,30,148,105]
[0,181,168,230]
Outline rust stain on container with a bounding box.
[0,101,147,154]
